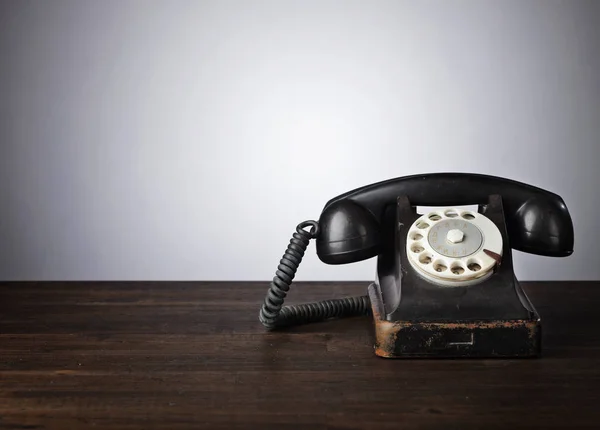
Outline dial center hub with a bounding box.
[447,229,464,244]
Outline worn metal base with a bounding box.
[368,283,541,358]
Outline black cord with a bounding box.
[259,220,371,329]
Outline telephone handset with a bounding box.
[259,173,574,358]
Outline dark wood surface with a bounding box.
[1,281,599,429]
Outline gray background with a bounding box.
[1,0,598,281]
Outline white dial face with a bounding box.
[405,208,503,287]
[427,219,483,258]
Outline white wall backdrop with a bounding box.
[1,0,598,281]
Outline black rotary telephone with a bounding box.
[259,173,574,358]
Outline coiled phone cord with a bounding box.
[259,220,371,329]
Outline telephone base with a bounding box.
[368,284,541,359]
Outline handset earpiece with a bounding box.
[512,197,574,257]
[316,200,380,265]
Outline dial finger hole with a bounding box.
[451,264,465,275]
[433,260,448,272]
[461,211,476,220]
[411,244,424,253]
[419,254,432,264]
[428,213,442,221]
[467,259,482,272]
[410,232,423,241]
[416,221,430,229]
[444,210,458,218]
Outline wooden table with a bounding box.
[1,281,599,429]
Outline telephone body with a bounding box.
[259,173,574,358]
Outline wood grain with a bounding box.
[1,281,599,429]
